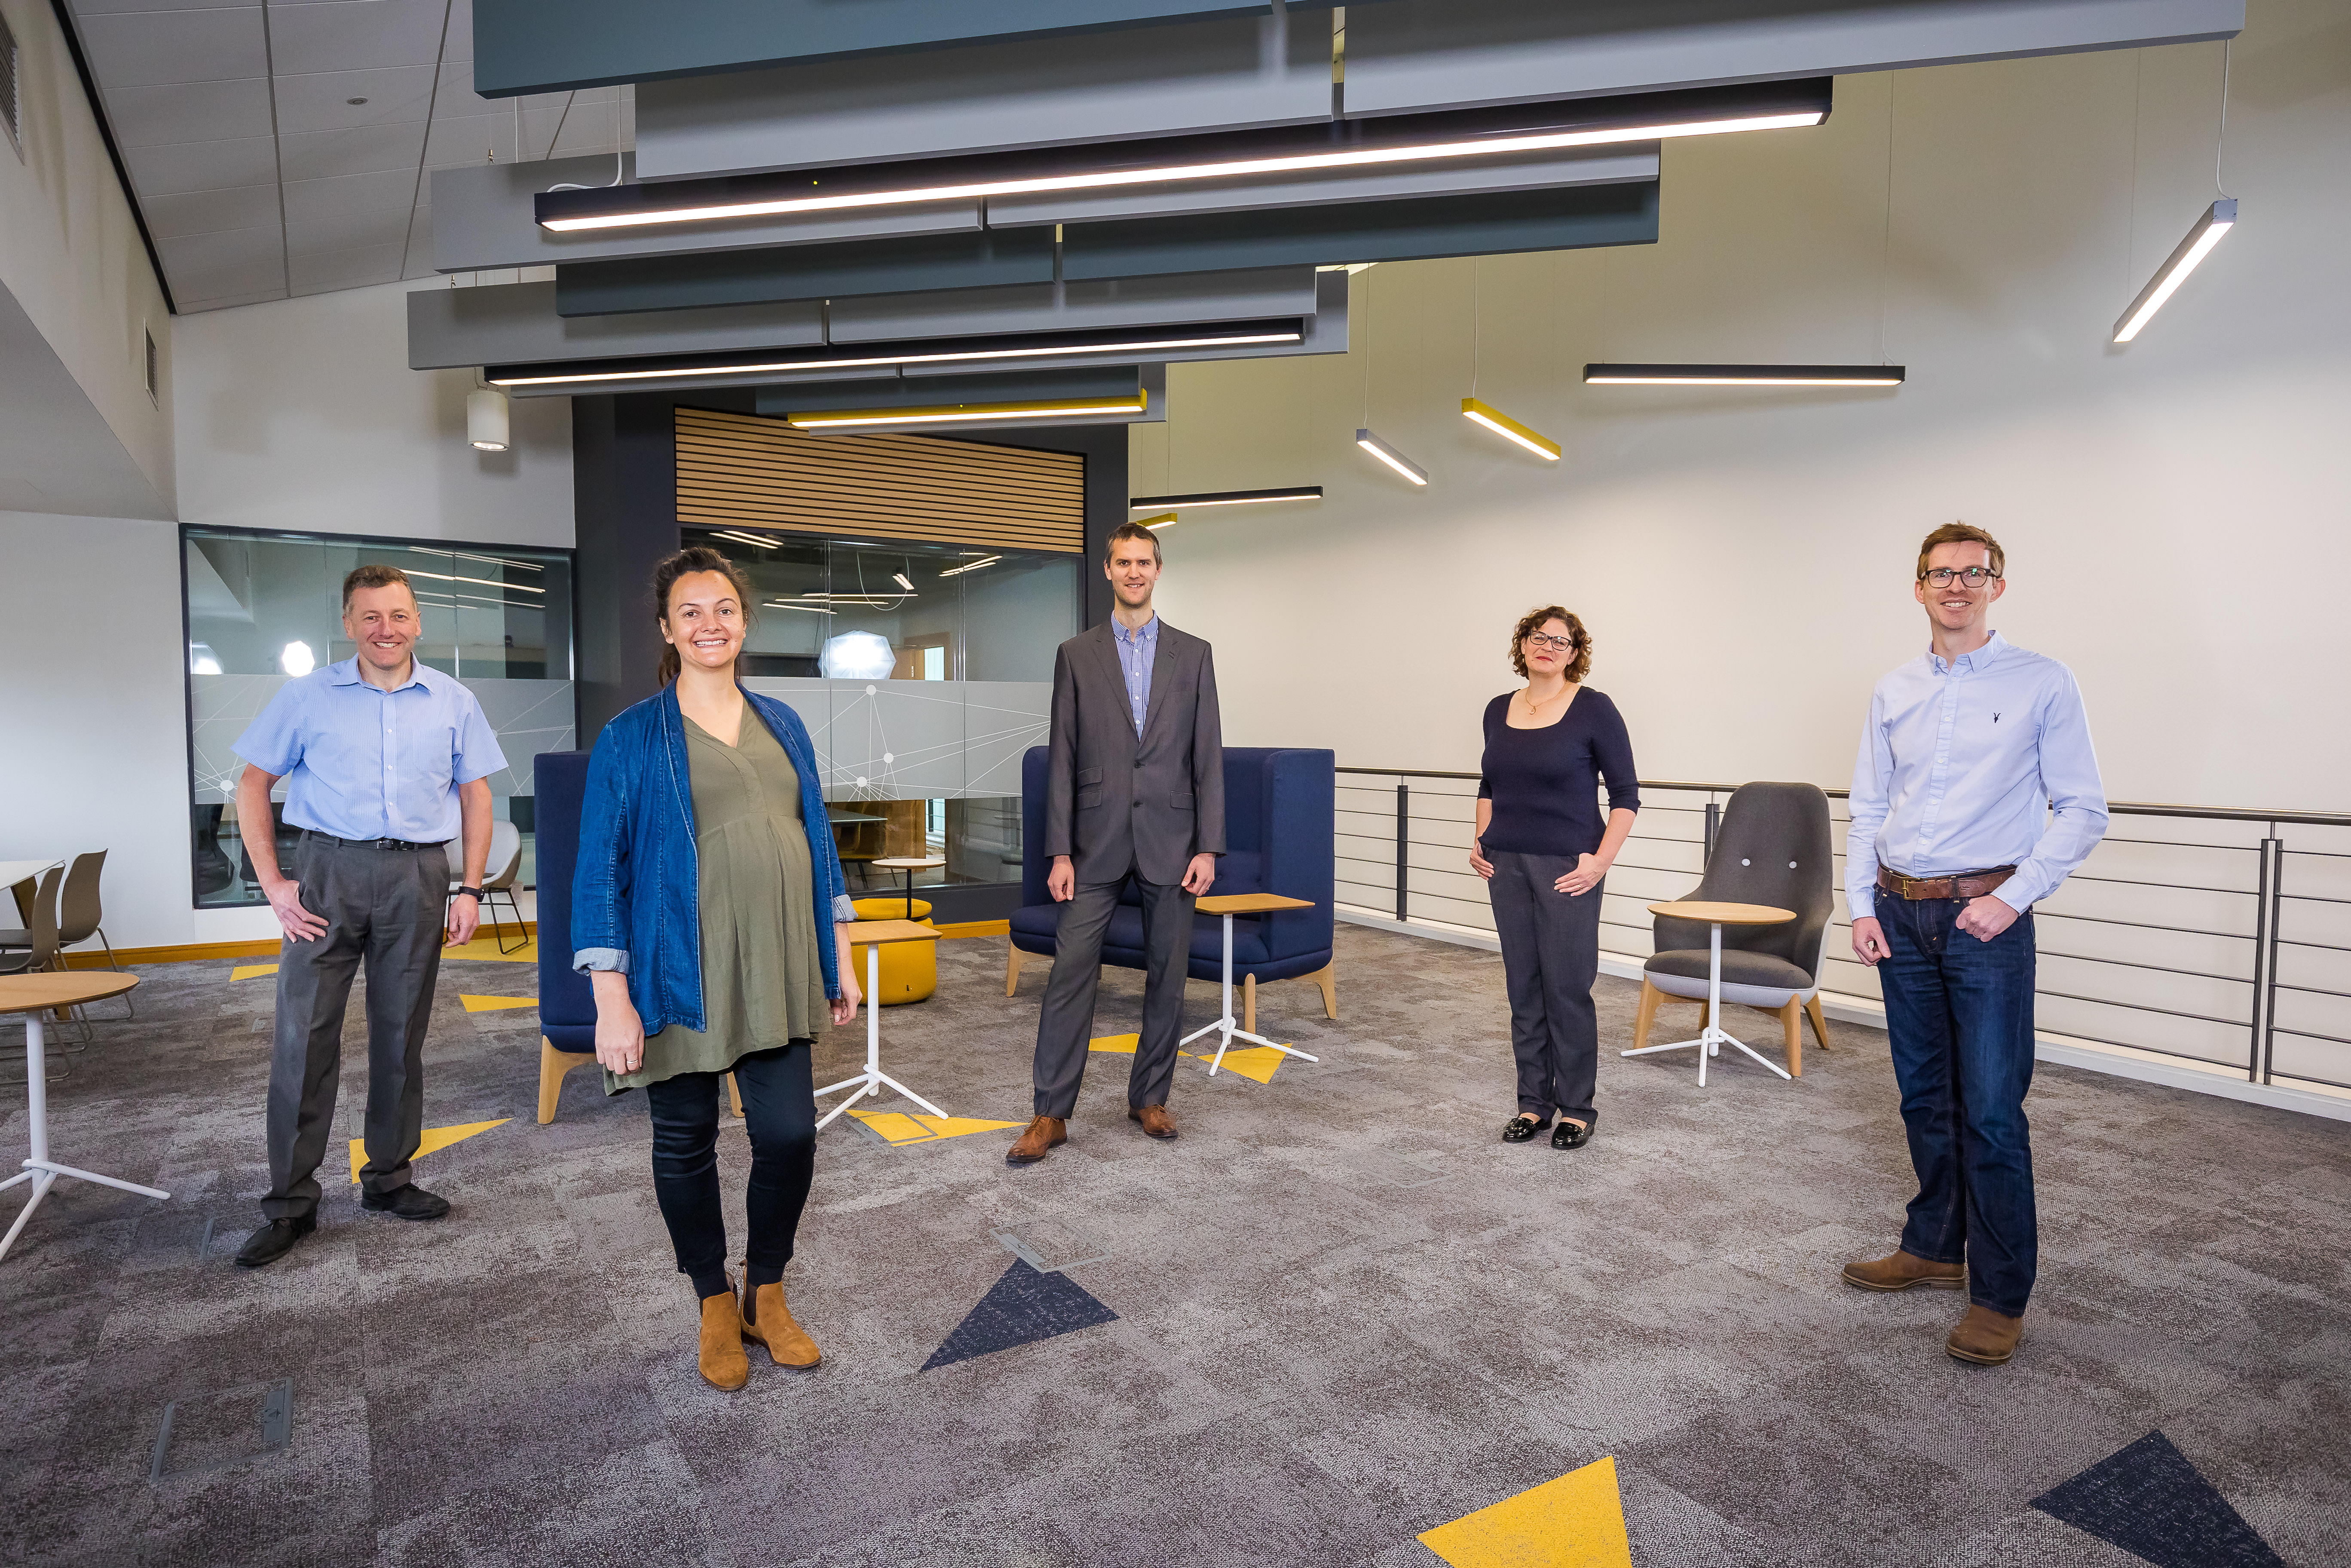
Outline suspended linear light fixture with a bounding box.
[1356,430,1429,486]
[534,80,1832,233]
[487,327,1300,389]
[785,395,1147,430]
[2113,198,2237,343]
[891,573,915,591]
[1127,487,1322,510]
[712,529,778,549]
[1136,512,1181,531]
[1583,364,1906,386]
[937,556,1001,577]
[1460,399,1560,459]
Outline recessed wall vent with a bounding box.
[1,10,23,159]
[145,330,159,402]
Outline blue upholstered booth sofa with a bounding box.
[533,750,599,1122]
[1004,745,1338,1034]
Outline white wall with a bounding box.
[1141,0,2351,813]
[0,512,192,950]
[0,0,173,514]
[172,279,574,550]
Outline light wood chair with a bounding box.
[537,1037,741,1122]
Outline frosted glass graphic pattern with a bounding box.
[744,679,1050,801]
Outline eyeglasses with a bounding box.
[1524,633,1578,652]
[1920,567,2000,588]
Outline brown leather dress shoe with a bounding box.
[1006,1115,1067,1165]
[1946,1303,2024,1365]
[741,1279,821,1369]
[1129,1103,1178,1139]
[1842,1250,1967,1292]
[698,1288,750,1390]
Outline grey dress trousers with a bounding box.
[1029,619,1224,1119]
[262,834,448,1220]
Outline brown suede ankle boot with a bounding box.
[698,1288,750,1390]
[1842,1250,1967,1292]
[741,1272,821,1369]
[1946,1303,2024,1365]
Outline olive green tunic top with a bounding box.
[607,713,828,1093]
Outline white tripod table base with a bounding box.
[1177,912,1320,1077]
[814,944,948,1130]
[2,1014,169,1265]
[1618,921,1793,1088]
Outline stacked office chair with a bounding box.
[0,867,91,1058]
[1630,781,1836,1075]
[56,852,132,1017]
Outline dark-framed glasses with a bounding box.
[1524,632,1578,652]
[1920,566,1999,588]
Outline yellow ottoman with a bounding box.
[849,897,937,1005]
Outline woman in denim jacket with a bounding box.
[572,547,860,1390]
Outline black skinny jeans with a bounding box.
[643,1040,816,1301]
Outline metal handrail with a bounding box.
[1332,767,2349,1095]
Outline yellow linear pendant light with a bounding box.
[1460,398,1561,460]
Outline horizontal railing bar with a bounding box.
[2039,951,2252,984]
[2271,1027,2351,1048]
[2280,892,2351,906]
[2271,981,2351,1000]
[2278,937,2351,955]
[2034,991,2248,1028]
[2062,873,2256,895]
[2029,911,2254,940]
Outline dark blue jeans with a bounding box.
[1877,897,2039,1316]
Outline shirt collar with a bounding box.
[1929,630,2007,675]
[1113,614,1158,645]
[326,654,432,693]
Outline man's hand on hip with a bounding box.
[1851,916,1889,967]
[444,891,481,947]
[262,876,328,944]
[1182,853,1216,896]
[1956,894,2020,942]
[1047,855,1075,902]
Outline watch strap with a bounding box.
[455,886,486,900]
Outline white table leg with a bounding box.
[1180,911,1319,1073]
[1,1013,168,1265]
[814,942,948,1129]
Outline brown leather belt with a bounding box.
[1877,863,2016,901]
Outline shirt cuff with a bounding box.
[572,947,630,975]
[1846,889,1878,921]
[832,894,859,924]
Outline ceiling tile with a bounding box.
[422,111,520,168]
[285,204,413,251]
[272,64,438,133]
[268,1,451,76]
[123,134,280,196]
[168,264,287,303]
[178,289,295,314]
[70,0,254,16]
[156,223,285,276]
[283,165,421,224]
[278,120,428,181]
[443,0,472,62]
[142,182,283,238]
[77,6,264,87]
[290,242,408,295]
[545,100,619,159]
[104,78,274,147]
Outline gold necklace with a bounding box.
[1520,684,1570,709]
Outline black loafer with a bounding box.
[1552,1112,1597,1150]
[234,1214,316,1268]
[360,1184,450,1222]
[1502,1113,1551,1143]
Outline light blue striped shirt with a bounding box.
[1111,614,1159,738]
[233,658,505,843]
[1846,632,2108,919]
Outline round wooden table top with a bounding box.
[1648,900,1797,926]
[872,856,948,870]
[0,971,139,1014]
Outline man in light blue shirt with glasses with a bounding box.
[229,564,505,1268]
[1840,523,2107,1367]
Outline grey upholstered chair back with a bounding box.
[1654,782,1835,979]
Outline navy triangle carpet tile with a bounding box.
[920,1259,1119,1372]
[2030,1430,2283,1568]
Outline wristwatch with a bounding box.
[454,886,485,901]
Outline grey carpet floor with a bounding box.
[3,925,2345,1567]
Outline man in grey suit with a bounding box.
[1007,522,1223,1164]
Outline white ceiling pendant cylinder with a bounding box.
[467,386,511,451]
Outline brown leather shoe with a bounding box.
[1946,1303,2024,1365]
[1128,1103,1177,1139]
[1842,1250,1966,1292]
[1005,1115,1066,1165]
[741,1277,821,1369]
[697,1287,750,1390]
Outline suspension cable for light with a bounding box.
[1583,364,1906,386]
[1127,487,1322,510]
[534,81,1831,233]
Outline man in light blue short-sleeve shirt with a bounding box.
[229,564,505,1269]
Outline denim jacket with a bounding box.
[571,683,857,1034]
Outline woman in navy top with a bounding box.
[1470,606,1640,1149]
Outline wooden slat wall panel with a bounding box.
[674,407,1084,553]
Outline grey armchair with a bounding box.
[1631,781,1836,1074]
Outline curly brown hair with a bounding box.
[653,546,756,685]
[1509,605,1592,682]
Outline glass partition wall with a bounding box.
[687,529,1079,903]
[183,526,576,909]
